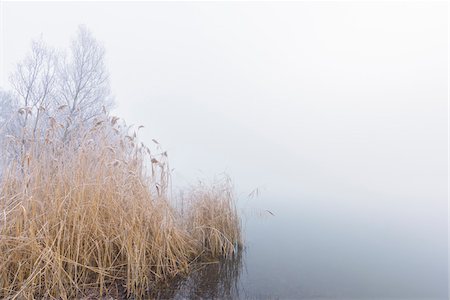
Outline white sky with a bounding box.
[1,3,448,295]
[1,1,448,204]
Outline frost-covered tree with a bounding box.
[57,25,113,122]
[9,39,57,143]
[0,25,114,171]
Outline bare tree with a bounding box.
[57,25,113,122]
[1,26,114,171]
[6,39,57,165]
[10,39,57,135]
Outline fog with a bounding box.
[1,1,448,298]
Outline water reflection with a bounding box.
[149,252,243,299]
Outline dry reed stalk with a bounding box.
[0,113,242,299]
[185,178,243,258]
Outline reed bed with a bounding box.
[0,113,242,299]
[185,179,242,258]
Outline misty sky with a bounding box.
[1,1,448,205]
[1,2,448,297]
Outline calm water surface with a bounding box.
[155,192,447,299]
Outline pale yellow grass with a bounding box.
[0,115,242,299]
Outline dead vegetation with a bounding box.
[0,112,242,299]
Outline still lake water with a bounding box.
[153,191,447,299]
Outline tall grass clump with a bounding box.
[185,178,242,258]
[0,111,242,299]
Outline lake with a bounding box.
[150,187,447,299]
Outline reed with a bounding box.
[185,178,242,258]
[0,113,242,299]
